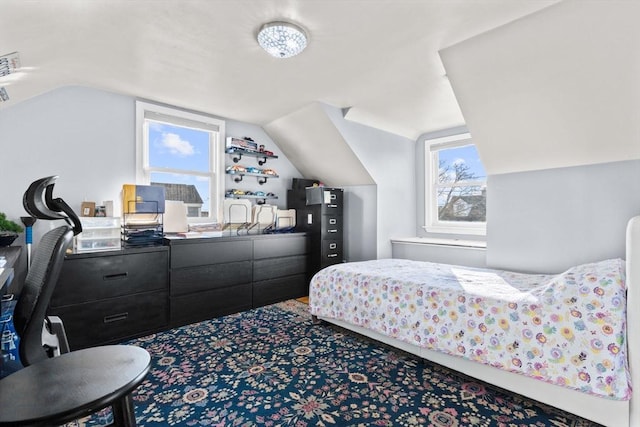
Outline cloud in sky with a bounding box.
[162,132,194,156]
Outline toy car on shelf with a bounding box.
[245,166,261,174]
[226,165,246,173]
[261,168,278,176]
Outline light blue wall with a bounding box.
[487,159,640,273]
[224,121,303,211]
[407,129,640,272]
[0,85,412,263]
[0,86,302,241]
[321,104,416,259]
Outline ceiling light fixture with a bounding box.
[257,21,308,59]
[0,52,20,77]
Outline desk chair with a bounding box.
[0,176,150,426]
[13,175,81,365]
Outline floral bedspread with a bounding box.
[309,258,630,400]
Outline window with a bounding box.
[424,133,487,235]
[136,101,225,221]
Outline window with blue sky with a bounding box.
[425,133,487,235]
[136,101,225,221]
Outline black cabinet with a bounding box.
[167,233,309,328]
[288,185,344,277]
[168,238,253,327]
[49,246,169,350]
[48,233,309,346]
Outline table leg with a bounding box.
[111,394,136,427]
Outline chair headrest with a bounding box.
[22,176,83,235]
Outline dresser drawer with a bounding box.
[306,187,343,210]
[52,250,168,307]
[253,235,308,259]
[321,240,344,264]
[170,283,252,327]
[171,260,252,296]
[50,291,168,350]
[321,215,342,237]
[253,274,308,308]
[170,239,252,268]
[253,255,307,282]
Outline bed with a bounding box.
[309,215,640,427]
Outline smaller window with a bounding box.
[424,133,487,235]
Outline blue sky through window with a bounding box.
[148,121,212,214]
[438,144,486,181]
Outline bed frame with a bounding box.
[315,215,640,427]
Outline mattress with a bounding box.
[309,258,630,399]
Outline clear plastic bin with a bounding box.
[74,236,121,253]
[80,217,120,229]
[74,217,122,253]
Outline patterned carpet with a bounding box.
[70,300,601,426]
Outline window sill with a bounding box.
[391,237,486,249]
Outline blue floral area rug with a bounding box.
[70,300,600,426]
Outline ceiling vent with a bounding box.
[0,51,20,77]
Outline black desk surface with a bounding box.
[0,246,21,292]
[0,345,150,426]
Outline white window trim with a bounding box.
[423,132,487,236]
[135,100,226,223]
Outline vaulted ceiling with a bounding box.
[0,0,558,141]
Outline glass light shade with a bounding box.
[257,22,308,59]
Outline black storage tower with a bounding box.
[288,179,344,278]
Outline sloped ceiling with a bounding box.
[0,0,557,141]
[264,103,374,187]
[440,0,640,175]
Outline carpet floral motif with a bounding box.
[69,300,599,426]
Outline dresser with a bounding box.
[48,233,309,348]
[48,246,169,350]
[168,233,309,328]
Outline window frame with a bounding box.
[424,132,487,236]
[135,100,225,223]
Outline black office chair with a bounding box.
[13,175,81,366]
[0,176,151,427]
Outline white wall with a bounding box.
[0,86,303,241]
[342,185,377,262]
[487,159,640,273]
[321,104,416,259]
[0,86,135,238]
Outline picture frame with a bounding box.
[81,201,96,217]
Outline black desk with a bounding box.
[0,246,26,295]
[0,345,150,426]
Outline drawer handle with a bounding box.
[104,312,128,323]
[103,272,128,281]
[329,243,337,249]
[328,229,337,233]
[329,219,337,225]
[328,204,338,208]
[327,254,338,258]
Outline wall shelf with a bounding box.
[225,170,279,185]
[226,147,278,166]
[225,193,278,205]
